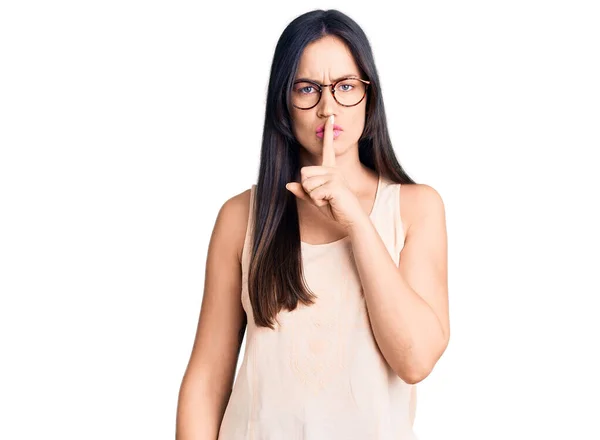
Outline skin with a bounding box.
[176,34,448,437]
[287,35,380,244]
[287,34,449,417]
[176,191,248,439]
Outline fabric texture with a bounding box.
[218,175,418,440]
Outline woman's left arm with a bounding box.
[348,183,449,384]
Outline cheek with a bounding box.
[347,112,366,136]
[291,117,312,139]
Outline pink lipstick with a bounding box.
[316,124,343,133]
[316,123,343,139]
[316,130,341,139]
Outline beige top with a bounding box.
[218,175,418,440]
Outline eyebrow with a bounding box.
[294,74,361,84]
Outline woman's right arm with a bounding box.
[176,190,251,440]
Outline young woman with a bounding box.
[177,9,449,440]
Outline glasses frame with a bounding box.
[291,76,371,110]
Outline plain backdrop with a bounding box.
[1,1,599,439]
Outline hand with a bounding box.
[285,115,368,230]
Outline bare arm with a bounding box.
[347,183,449,384]
[176,190,251,440]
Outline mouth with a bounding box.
[316,124,343,134]
[316,130,341,139]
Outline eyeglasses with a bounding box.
[291,76,371,110]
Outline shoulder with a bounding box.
[399,183,446,235]
[215,186,253,264]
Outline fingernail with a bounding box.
[330,115,334,124]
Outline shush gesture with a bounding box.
[285,115,368,231]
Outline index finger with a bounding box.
[321,114,336,168]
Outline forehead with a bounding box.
[295,36,360,80]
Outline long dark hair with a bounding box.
[249,9,416,329]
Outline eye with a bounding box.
[294,81,319,95]
[299,86,316,94]
[337,83,354,92]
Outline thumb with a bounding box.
[286,182,309,201]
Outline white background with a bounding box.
[1,1,599,439]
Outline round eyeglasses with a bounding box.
[291,76,371,110]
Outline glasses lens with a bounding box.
[334,78,367,106]
[292,79,367,109]
[292,81,321,109]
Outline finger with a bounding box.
[321,114,336,168]
[285,182,310,202]
[300,174,329,194]
[298,166,328,185]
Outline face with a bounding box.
[290,35,368,164]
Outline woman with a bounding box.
[176,9,449,440]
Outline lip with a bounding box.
[316,124,343,134]
[316,130,341,139]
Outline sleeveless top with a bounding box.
[218,175,418,440]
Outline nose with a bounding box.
[318,85,337,115]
